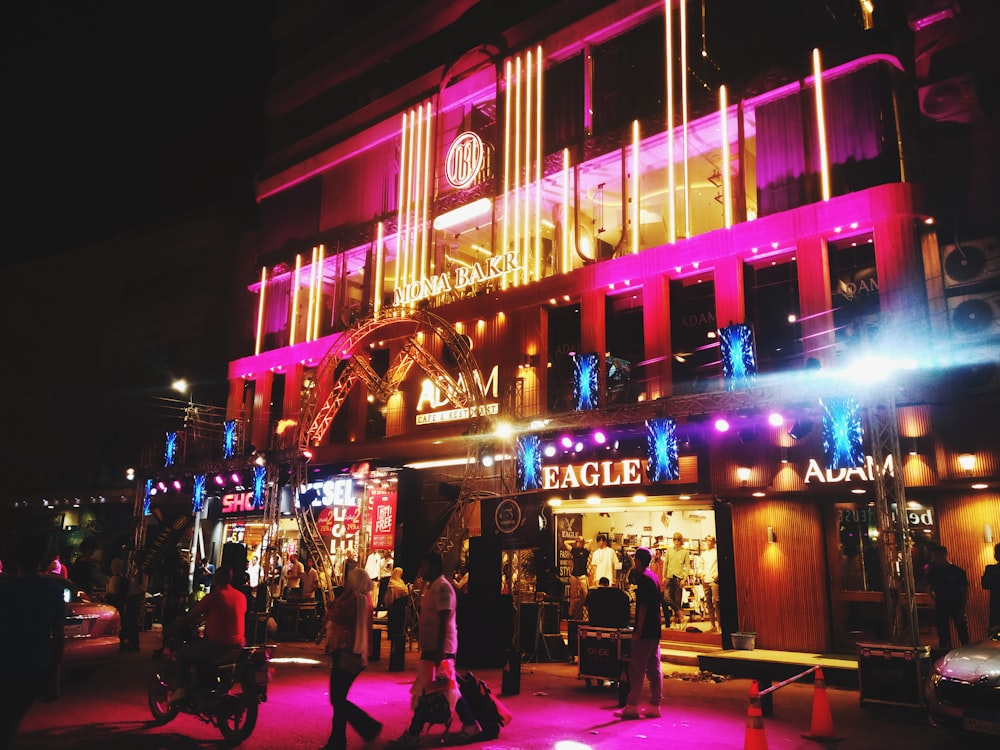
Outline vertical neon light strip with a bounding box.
[305,245,317,342]
[562,148,570,273]
[525,51,533,285]
[395,112,408,301]
[502,60,512,287]
[680,0,691,238]
[398,111,411,294]
[523,50,532,286]
[631,120,640,254]
[813,48,830,201]
[290,253,302,346]
[255,266,267,355]
[513,56,522,286]
[665,1,676,243]
[312,244,325,339]
[720,85,732,228]
[374,221,385,317]
[403,110,415,290]
[420,103,433,277]
[412,104,424,285]
[535,45,543,283]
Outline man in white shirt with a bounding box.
[391,552,481,746]
[589,535,620,587]
[699,535,719,632]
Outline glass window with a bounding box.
[744,255,801,372]
[670,274,719,393]
[591,19,665,136]
[547,303,581,413]
[828,231,879,363]
[605,289,645,403]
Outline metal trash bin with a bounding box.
[857,642,931,708]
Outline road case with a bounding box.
[578,626,632,687]
[857,642,931,708]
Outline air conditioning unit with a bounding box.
[918,74,982,124]
[940,237,1000,288]
[946,292,1000,338]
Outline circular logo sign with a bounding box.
[494,498,522,534]
[445,131,485,189]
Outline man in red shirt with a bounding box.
[170,565,247,703]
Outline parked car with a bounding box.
[926,627,1000,739]
[56,576,121,672]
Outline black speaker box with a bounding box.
[537,634,568,662]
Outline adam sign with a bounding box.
[803,454,895,483]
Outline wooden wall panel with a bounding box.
[730,497,830,652]
[933,490,1000,643]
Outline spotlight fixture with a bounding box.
[560,435,574,449]
[767,412,784,427]
[737,467,751,485]
[788,418,814,441]
[543,443,557,458]
[481,452,495,468]
[214,475,225,485]
[958,453,975,473]
[714,418,730,432]
[231,472,242,484]
[574,441,584,452]
[172,480,182,491]
[593,430,607,444]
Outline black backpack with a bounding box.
[457,671,505,739]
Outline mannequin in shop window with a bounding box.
[663,533,689,628]
[698,536,720,633]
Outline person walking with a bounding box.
[927,545,970,649]
[0,535,66,748]
[617,547,662,720]
[389,552,481,747]
[981,543,1000,632]
[320,567,382,750]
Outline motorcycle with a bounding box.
[147,623,274,744]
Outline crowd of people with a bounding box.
[5,532,1000,747]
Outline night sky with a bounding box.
[2,3,276,495]
[4,2,274,262]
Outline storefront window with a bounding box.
[835,500,938,593]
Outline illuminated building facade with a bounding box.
[223,1,998,655]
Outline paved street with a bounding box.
[14,629,992,749]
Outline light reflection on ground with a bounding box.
[270,656,323,665]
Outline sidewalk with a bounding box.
[271,635,974,750]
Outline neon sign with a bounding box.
[393,252,521,306]
[542,459,645,490]
[416,365,500,425]
[803,454,894,483]
[446,131,486,189]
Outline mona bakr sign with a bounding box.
[803,454,895,483]
[393,252,521,306]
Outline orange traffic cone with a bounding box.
[802,667,844,742]
[743,680,768,750]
